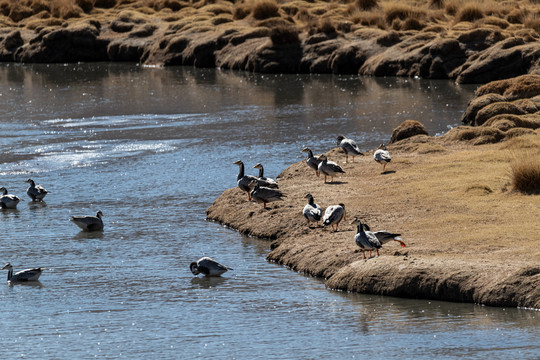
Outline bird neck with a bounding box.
[258,167,264,178]
[7,269,12,281]
[306,149,313,157]
[237,163,244,181]
[308,197,314,205]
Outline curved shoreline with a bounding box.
[207,135,540,309]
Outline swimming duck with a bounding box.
[374,144,391,171]
[2,263,43,283]
[190,257,232,277]
[303,193,322,227]
[0,187,20,209]
[317,154,345,183]
[70,211,104,232]
[336,135,364,163]
[248,180,286,209]
[322,203,346,232]
[301,148,321,177]
[253,163,279,189]
[25,178,48,202]
[350,218,381,259]
[363,222,406,247]
[233,160,258,201]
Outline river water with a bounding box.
[0,63,538,359]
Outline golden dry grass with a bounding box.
[1,0,539,38]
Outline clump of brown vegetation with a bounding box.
[509,150,540,194]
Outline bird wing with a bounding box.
[254,187,285,201]
[198,257,232,271]
[14,268,43,281]
[303,204,322,221]
[343,140,363,155]
[323,206,343,224]
[374,150,391,162]
[373,231,401,244]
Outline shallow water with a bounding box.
[0,63,538,359]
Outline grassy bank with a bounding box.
[207,133,540,308]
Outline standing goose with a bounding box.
[0,187,20,209]
[317,154,345,183]
[2,263,43,283]
[303,193,322,227]
[322,203,346,232]
[248,180,286,209]
[336,135,365,163]
[363,222,406,247]
[25,178,48,202]
[233,160,258,201]
[190,257,232,277]
[253,163,279,188]
[70,211,104,231]
[301,148,321,177]
[374,143,391,172]
[351,217,382,259]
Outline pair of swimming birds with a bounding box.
[0,179,49,209]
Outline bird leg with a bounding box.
[316,170,320,177]
[369,249,373,257]
[376,249,380,257]
[362,251,366,259]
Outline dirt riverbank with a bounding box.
[207,133,540,308]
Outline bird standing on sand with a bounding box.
[374,144,391,172]
[70,211,104,232]
[0,187,20,209]
[2,263,43,283]
[190,257,232,277]
[322,203,346,232]
[253,163,279,188]
[233,160,258,201]
[248,180,286,209]
[351,217,381,259]
[301,148,321,177]
[317,154,345,183]
[336,135,364,163]
[25,178,48,202]
[303,193,322,227]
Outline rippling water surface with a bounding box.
[0,63,538,359]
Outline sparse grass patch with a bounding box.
[383,2,426,26]
[524,14,540,34]
[252,0,280,20]
[509,150,540,194]
[455,3,484,23]
[270,24,300,45]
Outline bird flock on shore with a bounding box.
[230,134,405,273]
[1,135,401,283]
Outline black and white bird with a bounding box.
[248,180,286,209]
[25,178,48,202]
[2,263,44,283]
[190,257,232,277]
[303,193,322,227]
[301,147,321,177]
[317,154,345,183]
[363,222,406,248]
[336,135,364,163]
[70,211,104,232]
[350,218,381,259]
[233,160,258,201]
[322,203,346,232]
[0,187,20,209]
[253,163,279,188]
[374,143,391,172]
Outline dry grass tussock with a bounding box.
[1,0,540,39]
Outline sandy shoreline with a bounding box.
[207,134,540,309]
